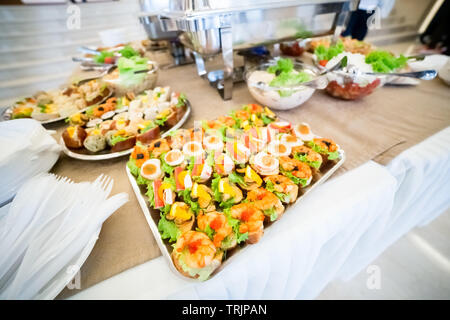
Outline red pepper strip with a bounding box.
[153,179,164,209]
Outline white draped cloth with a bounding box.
[70,127,450,300]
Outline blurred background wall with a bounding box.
[0,0,437,107]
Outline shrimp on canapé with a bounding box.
[279,156,313,187]
[246,187,285,221]
[197,211,236,250]
[230,203,265,244]
[291,145,323,169]
[264,175,299,204]
[173,231,217,269]
[311,138,338,153]
[172,231,223,280]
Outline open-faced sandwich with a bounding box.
[127,103,343,281]
[62,86,188,156]
[7,79,111,122]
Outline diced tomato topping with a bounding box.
[188,239,202,254]
[325,79,381,100]
[241,209,253,222]
[104,56,115,64]
[319,59,328,67]
[210,216,222,231]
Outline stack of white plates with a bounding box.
[0,119,61,206]
[0,174,128,299]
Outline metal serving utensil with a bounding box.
[319,56,348,75]
[297,76,329,89]
[72,57,94,63]
[78,46,101,56]
[346,64,437,80]
[74,65,117,86]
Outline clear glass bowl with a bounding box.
[102,60,158,96]
[244,60,320,110]
[280,40,306,57]
[324,70,384,100]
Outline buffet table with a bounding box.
[53,56,450,299]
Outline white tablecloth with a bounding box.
[69,127,450,300]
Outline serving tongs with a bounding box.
[73,47,116,72]
[295,56,348,89]
[78,46,101,56]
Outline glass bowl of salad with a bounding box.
[102,56,158,96]
[314,40,409,100]
[245,58,321,110]
[323,52,384,100]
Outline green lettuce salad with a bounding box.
[93,45,139,64]
[314,41,344,62]
[267,58,312,97]
[365,50,407,73]
[117,55,149,87]
[313,40,407,73]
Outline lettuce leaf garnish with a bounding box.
[279,168,308,187]
[263,207,278,222]
[211,174,222,202]
[306,141,340,160]
[261,114,274,125]
[158,211,180,243]
[224,208,248,244]
[293,153,322,169]
[127,158,140,177]
[177,189,200,215]
[110,134,128,146]
[145,183,155,208]
[176,93,187,108]
[228,172,246,188]
[265,180,291,203]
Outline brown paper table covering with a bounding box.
[55,60,450,298]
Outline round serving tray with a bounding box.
[60,100,192,161]
[1,89,113,125]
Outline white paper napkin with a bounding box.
[0,119,61,206]
[0,173,129,300]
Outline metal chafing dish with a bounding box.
[140,0,358,99]
[139,0,180,40]
[139,0,195,67]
